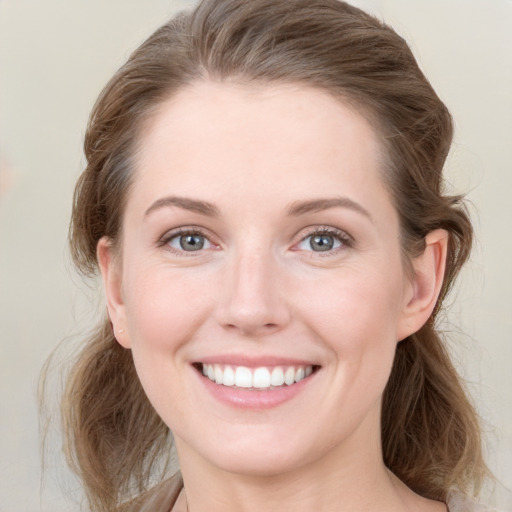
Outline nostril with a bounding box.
[229,322,281,337]
[216,286,291,335]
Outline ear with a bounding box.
[97,236,131,349]
[397,229,449,341]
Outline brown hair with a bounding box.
[59,0,487,509]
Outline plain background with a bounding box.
[0,0,510,510]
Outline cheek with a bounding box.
[299,265,405,345]
[295,264,405,396]
[123,266,213,357]
[120,267,214,418]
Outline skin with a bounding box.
[98,81,448,512]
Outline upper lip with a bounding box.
[194,355,320,368]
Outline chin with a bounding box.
[208,449,305,478]
[190,425,329,478]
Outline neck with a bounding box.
[174,424,423,512]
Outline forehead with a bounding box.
[130,81,390,215]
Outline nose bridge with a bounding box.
[217,242,289,335]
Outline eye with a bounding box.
[164,230,214,253]
[294,227,352,253]
[298,233,341,252]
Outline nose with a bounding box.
[215,249,291,337]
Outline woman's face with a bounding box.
[101,82,424,476]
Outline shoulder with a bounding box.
[117,473,183,512]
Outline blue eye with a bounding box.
[296,229,349,253]
[168,232,212,252]
[309,234,339,251]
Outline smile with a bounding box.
[199,363,316,390]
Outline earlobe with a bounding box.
[397,229,449,341]
[97,237,131,349]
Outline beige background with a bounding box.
[0,0,510,510]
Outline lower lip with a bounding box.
[196,369,317,409]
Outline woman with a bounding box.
[61,0,490,510]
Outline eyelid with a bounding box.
[291,225,354,253]
[158,226,220,254]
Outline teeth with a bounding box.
[284,366,295,385]
[235,366,252,388]
[222,365,235,386]
[270,367,285,386]
[214,364,223,384]
[200,364,315,389]
[253,367,270,388]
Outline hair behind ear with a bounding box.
[382,326,487,501]
[61,318,171,510]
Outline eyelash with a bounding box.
[294,226,354,255]
[158,225,353,256]
[158,227,216,257]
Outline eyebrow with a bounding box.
[144,195,372,221]
[286,197,373,221]
[144,196,220,218]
